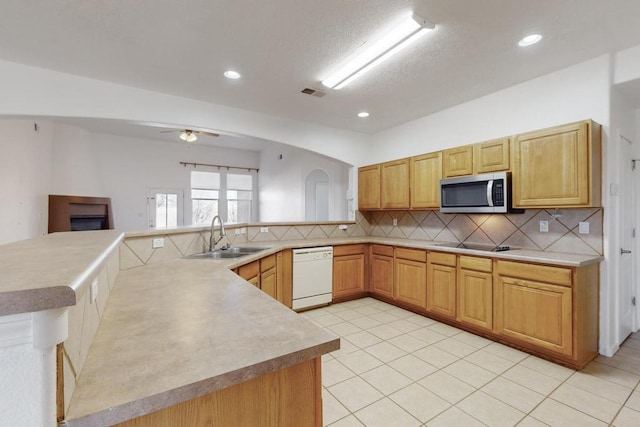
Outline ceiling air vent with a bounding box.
[301,87,326,98]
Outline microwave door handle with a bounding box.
[487,180,494,207]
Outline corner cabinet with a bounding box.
[333,244,366,301]
[381,159,410,209]
[410,152,442,209]
[513,120,601,208]
[358,165,381,210]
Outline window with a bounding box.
[191,170,255,224]
[191,171,220,225]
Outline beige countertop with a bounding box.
[0,230,123,315]
[64,258,339,426]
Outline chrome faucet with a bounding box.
[209,215,227,251]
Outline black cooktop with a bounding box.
[436,242,511,252]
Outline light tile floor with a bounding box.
[302,298,640,427]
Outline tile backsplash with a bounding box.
[120,208,602,269]
[363,208,602,256]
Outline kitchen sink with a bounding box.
[183,246,270,260]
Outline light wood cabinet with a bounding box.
[370,245,394,299]
[457,256,493,331]
[394,248,427,308]
[333,244,366,300]
[513,120,601,207]
[496,275,573,357]
[426,251,457,318]
[443,146,473,177]
[276,249,293,308]
[410,152,442,209]
[260,254,277,299]
[474,138,510,174]
[381,159,410,209]
[238,261,260,287]
[358,165,381,210]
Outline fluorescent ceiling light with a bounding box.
[224,70,241,79]
[518,34,542,47]
[180,130,198,143]
[322,13,434,90]
[358,112,370,118]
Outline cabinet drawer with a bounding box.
[371,244,394,257]
[428,251,456,267]
[395,247,426,263]
[260,254,276,271]
[459,256,492,272]
[497,260,572,287]
[334,244,365,257]
[238,261,259,281]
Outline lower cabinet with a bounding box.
[426,251,456,319]
[260,254,277,299]
[495,261,573,357]
[238,261,260,287]
[369,245,394,299]
[457,255,493,331]
[394,248,427,308]
[235,251,293,308]
[333,244,366,301]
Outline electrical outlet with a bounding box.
[339,224,348,230]
[392,218,398,226]
[539,220,549,233]
[152,238,164,248]
[91,278,99,303]
[235,228,242,235]
[260,227,269,233]
[579,221,590,234]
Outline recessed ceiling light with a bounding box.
[224,70,241,79]
[358,112,370,118]
[518,34,542,47]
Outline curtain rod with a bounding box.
[179,161,259,173]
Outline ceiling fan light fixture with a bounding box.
[322,13,435,90]
[180,130,198,143]
[224,70,241,79]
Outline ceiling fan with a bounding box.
[160,128,219,143]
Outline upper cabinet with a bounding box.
[358,165,381,210]
[381,159,410,209]
[513,120,601,208]
[410,152,442,209]
[443,145,473,177]
[474,138,511,174]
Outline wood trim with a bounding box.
[57,343,65,423]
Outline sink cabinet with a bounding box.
[260,254,277,299]
[238,261,260,287]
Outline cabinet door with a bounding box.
[370,254,394,298]
[474,138,510,174]
[381,159,410,209]
[276,250,293,308]
[427,263,456,318]
[333,254,365,299]
[495,277,572,356]
[358,165,381,210]
[239,261,260,287]
[410,152,442,209]
[261,267,277,299]
[457,269,493,330]
[513,120,599,207]
[394,258,426,307]
[443,146,473,177]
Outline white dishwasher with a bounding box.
[292,246,333,311]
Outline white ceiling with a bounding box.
[2,1,640,134]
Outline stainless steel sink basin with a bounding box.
[183,247,269,260]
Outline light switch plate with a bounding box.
[579,222,590,234]
[539,221,549,233]
[91,278,98,303]
[392,218,398,226]
[152,238,164,248]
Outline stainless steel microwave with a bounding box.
[440,172,511,213]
